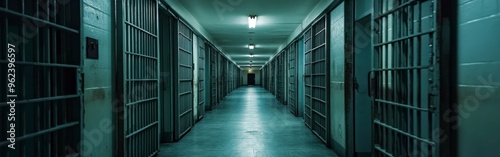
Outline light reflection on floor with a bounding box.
[160,86,337,157]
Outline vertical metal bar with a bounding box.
[416,1,422,156]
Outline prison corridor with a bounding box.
[159,87,337,157]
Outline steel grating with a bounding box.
[371,0,441,156]
[117,0,160,156]
[288,42,299,116]
[210,46,217,109]
[175,21,194,140]
[0,0,82,156]
[304,15,329,143]
[197,37,205,119]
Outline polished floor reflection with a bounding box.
[159,86,337,157]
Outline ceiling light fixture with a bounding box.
[248,44,255,50]
[249,15,257,28]
[250,54,254,58]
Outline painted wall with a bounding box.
[330,2,346,151]
[82,0,113,156]
[457,0,500,156]
[241,70,261,85]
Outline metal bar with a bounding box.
[0,60,80,68]
[374,30,434,47]
[125,122,158,138]
[312,109,327,118]
[126,97,158,107]
[125,21,157,38]
[126,79,158,81]
[179,47,192,54]
[0,122,79,146]
[374,120,435,145]
[0,95,80,106]
[372,65,429,71]
[312,131,327,143]
[374,0,420,20]
[0,8,79,33]
[179,108,192,117]
[178,32,192,41]
[374,145,395,157]
[311,59,327,64]
[179,91,192,96]
[125,51,158,60]
[314,121,327,130]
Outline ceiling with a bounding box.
[176,0,322,70]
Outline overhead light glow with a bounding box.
[248,44,255,50]
[249,15,257,28]
[250,54,254,58]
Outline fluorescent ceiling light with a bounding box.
[249,15,257,28]
[248,44,255,49]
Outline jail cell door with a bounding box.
[224,58,228,96]
[277,52,284,103]
[304,28,313,129]
[210,47,217,109]
[174,21,194,140]
[223,58,228,96]
[0,1,82,156]
[370,0,442,156]
[118,0,160,156]
[197,37,205,119]
[288,43,299,116]
[271,59,276,95]
[309,16,329,143]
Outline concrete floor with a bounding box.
[159,86,338,157]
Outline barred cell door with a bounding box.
[222,58,227,96]
[117,0,160,156]
[271,60,276,95]
[197,37,205,119]
[311,15,328,144]
[288,43,298,116]
[175,21,194,139]
[210,47,217,109]
[1,1,82,156]
[217,53,223,102]
[304,15,329,143]
[304,28,313,129]
[277,53,284,102]
[370,0,442,156]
